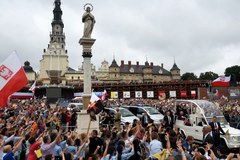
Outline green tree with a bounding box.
[199,71,218,81]
[225,65,240,82]
[181,72,198,80]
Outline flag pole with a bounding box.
[86,119,92,136]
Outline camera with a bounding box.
[233,154,237,158]
[207,150,211,156]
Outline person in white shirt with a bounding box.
[149,131,162,158]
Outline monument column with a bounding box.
[77,4,99,133]
[79,38,95,109]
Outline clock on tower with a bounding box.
[54,25,61,32]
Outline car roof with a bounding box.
[123,105,151,108]
[104,107,130,111]
[68,103,83,105]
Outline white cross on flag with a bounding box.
[0,52,28,107]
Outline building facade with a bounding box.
[38,0,68,85]
[106,59,180,83]
[95,60,109,81]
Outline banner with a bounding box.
[191,90,196,98]
[169,90,176,98]
[228,89,240,98]
[207,88,220,99]
[110,91,118,99]
[158,90,166,100]
[135,91,142,98]
[10,92,34,99]
[74,92,83,97]
[180,90,187,98]
[123,91,130,98]
[147,91,154,98]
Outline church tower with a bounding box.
[39,0,68,84]
[170,60,181,80]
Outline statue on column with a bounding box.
[82,4,95,38]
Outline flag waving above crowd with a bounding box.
[0,52,28,107]
[211,75,231,87]
[87,92,104,121]
[29,81,36,93]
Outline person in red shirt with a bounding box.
[27,137,42,160]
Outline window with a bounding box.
[129,67,134,73]
[159,69,163,74]
[137,108,145,115]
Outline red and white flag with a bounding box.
[87,92,104,121]
[88,92,100,111]
[29,81,36,93]
[0,52,28,107]
[211,75,231,87]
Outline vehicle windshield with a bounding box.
[206,116,228,128]
[144,107,160,115]
[76,104,83,108]
[176,100,229,128]
[120,108,135,117]
[193,100,224,117]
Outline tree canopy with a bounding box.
[225,65,240,82]
[181,72,198,80]
[199,71,218,81]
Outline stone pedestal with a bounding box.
[76,110,99,134]
[79,38,96,110]
[79,38,96,51]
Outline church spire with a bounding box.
[52,0,63,27]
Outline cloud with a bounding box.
[0,0,240,77]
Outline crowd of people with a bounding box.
[0,97,239,160]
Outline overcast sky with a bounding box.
[0,0,240,77]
